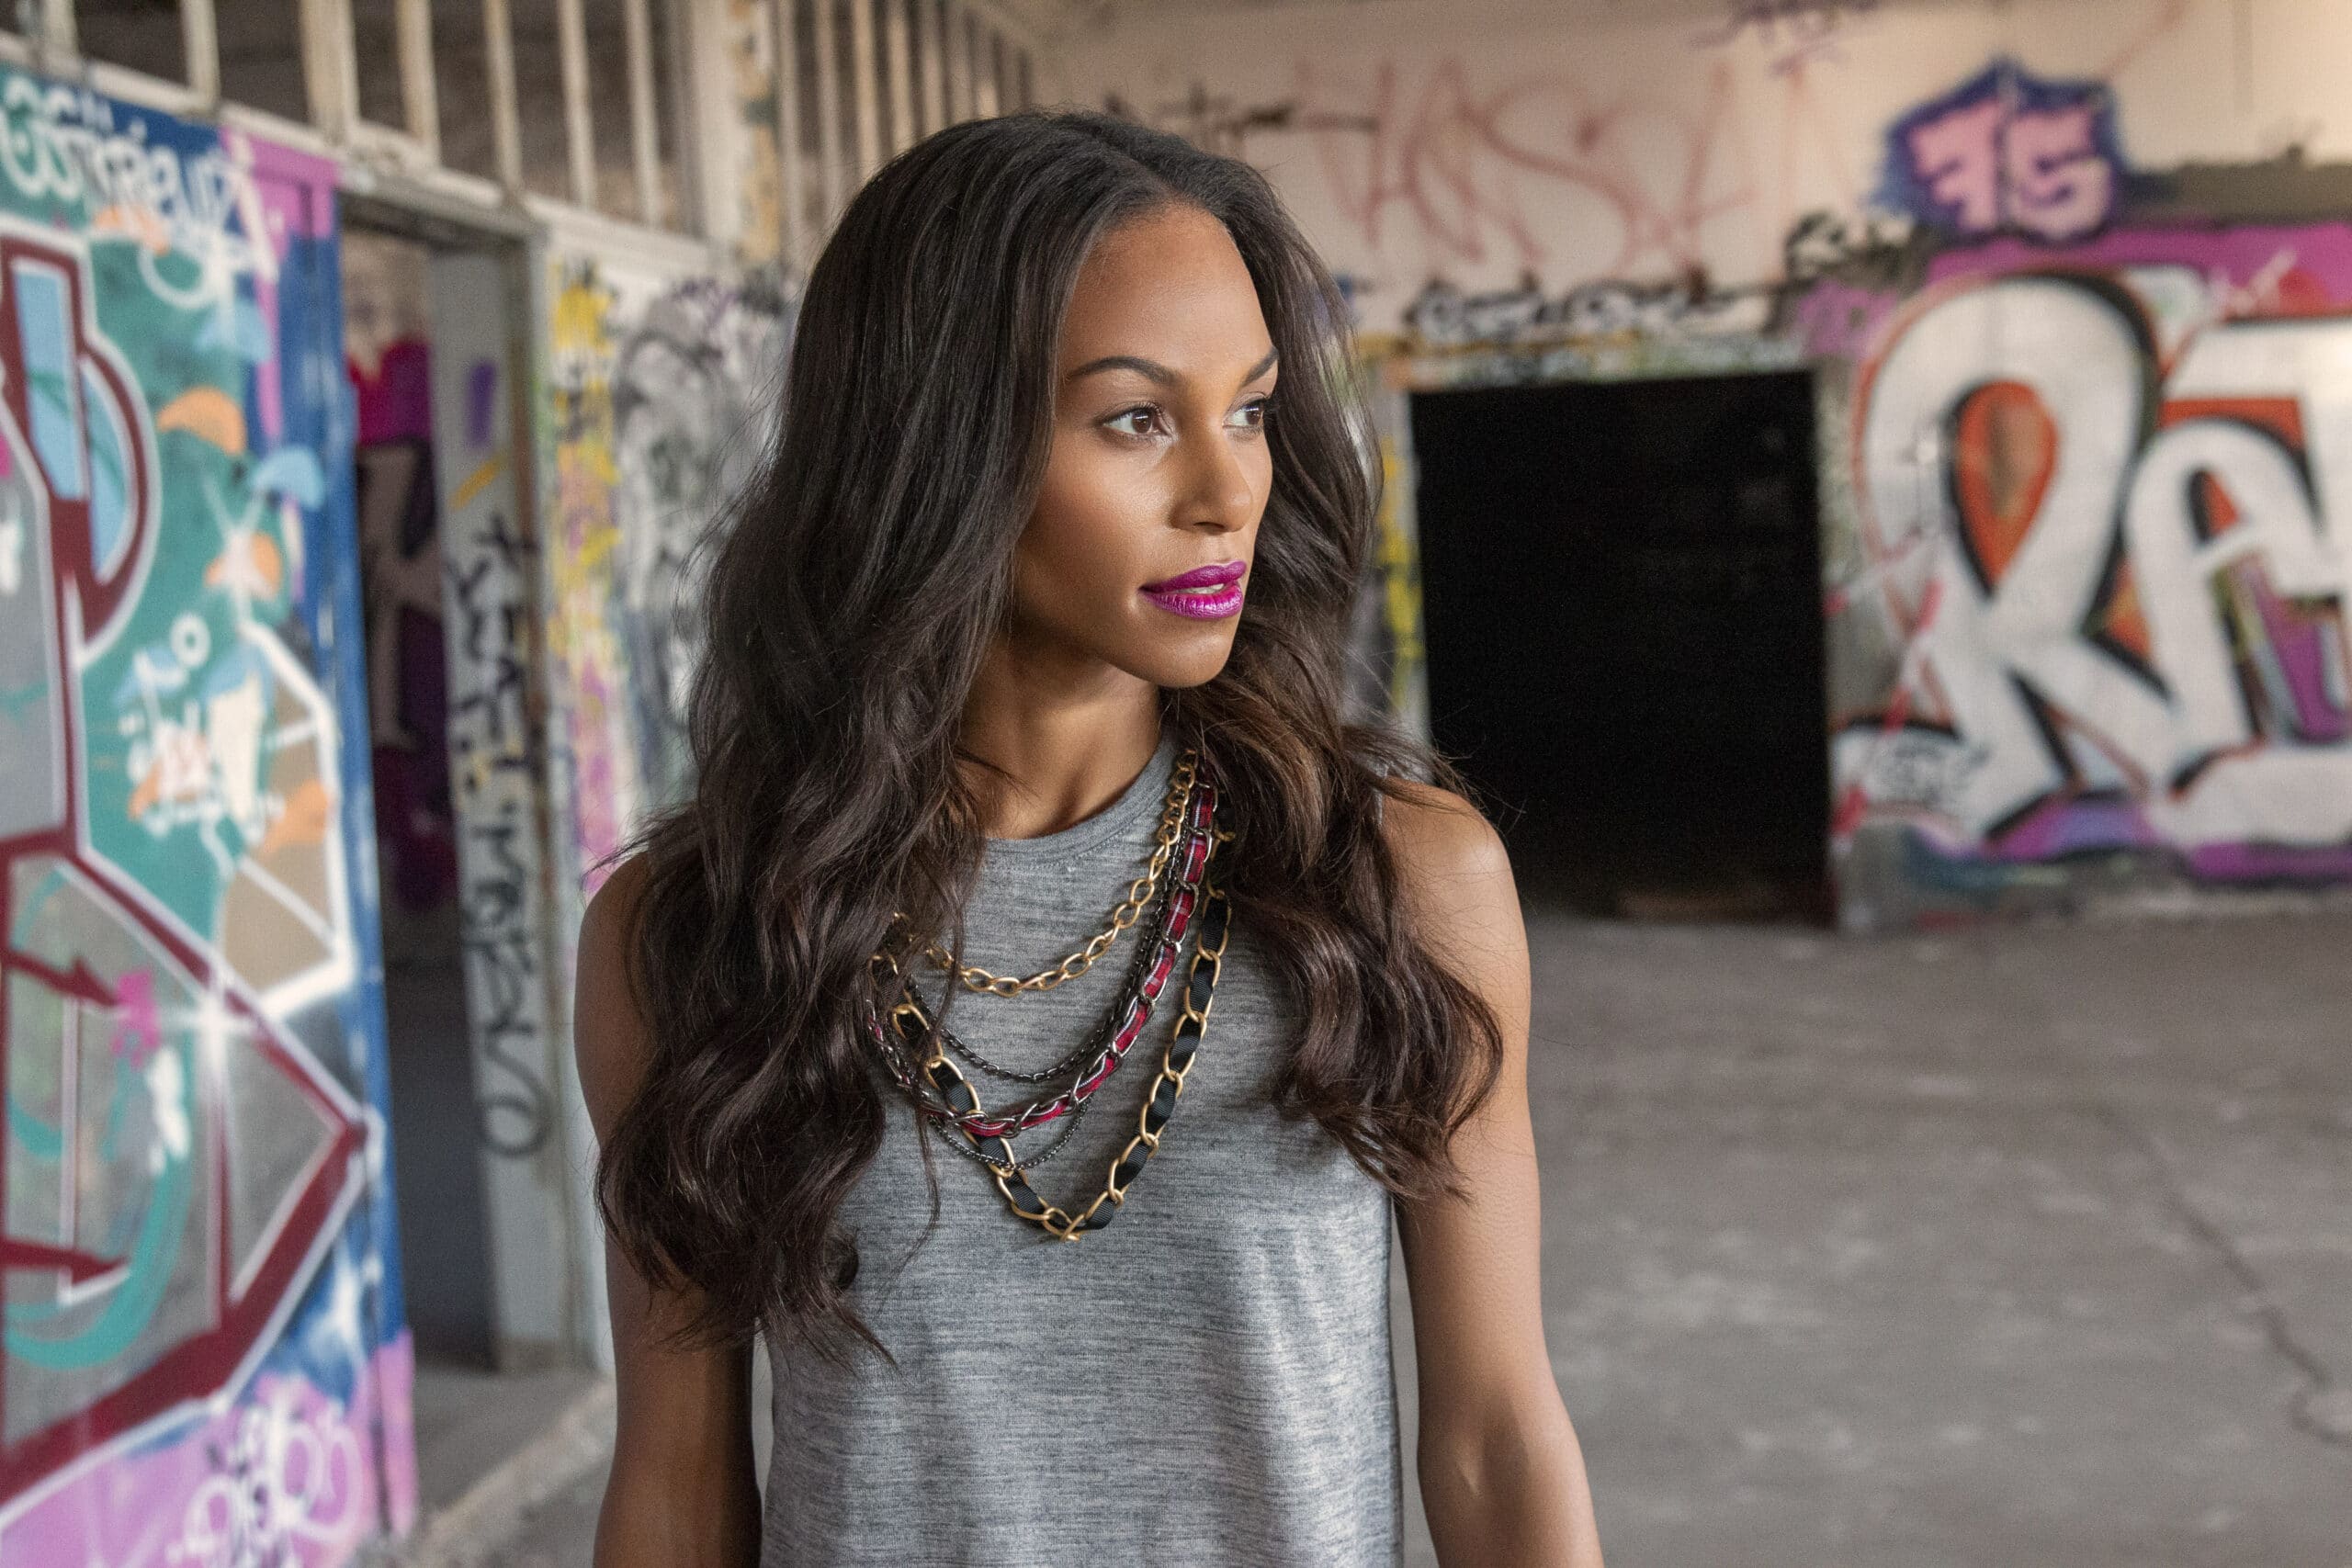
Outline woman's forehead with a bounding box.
[1060,209,1270,367]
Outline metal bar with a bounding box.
[883,0,913,153]
[944,0,969,125]
[556,0,598,208]
[663,0,701,230]
[915,0,943,137]
[771,0,807,259]
[483,0,526,195]
[336,0,364,133]
[396,0,439,154]
[972,23,998,118]
[624,0,662,226]
[35,0,74,57]
[347,119,443,170]
[850,0,881,179]
[680,0,741,246]
[298,0,357,141]
[182,0,220,103]
[812,0,844,224]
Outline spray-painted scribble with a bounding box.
[545,257,793,903]
[1403,272,1772,348]
[610,276,794,809]
[547,261,639,906]
[1694,0,1883,73]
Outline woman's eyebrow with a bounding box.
[1068,354,1177,385]
[1067,346,1281,385]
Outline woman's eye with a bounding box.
[1229,397,1271,431]
[1105,406,1163,438]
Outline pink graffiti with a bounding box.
[0,1334,417,1566]
[107,968,162,1063]
[1293,57,1757,275]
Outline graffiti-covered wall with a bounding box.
[543,251,793,895]
[0,67,414,1562]
[537,242,793,1358]
[1079,0,2352,926]
[1825,220,2352,922]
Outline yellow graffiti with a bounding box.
[545,255,639,870]
[572,524,618,573]
[551,269,615,359]
[156,386,247,454]
[256,777,334,859]
[92,203,171,253]
[1374,439,1425,712]
[203,529,285,599]
[450,453,505,510]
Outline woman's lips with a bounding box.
[1140,559,1248,619]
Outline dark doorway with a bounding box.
[1411,371,1832,921]
[345,227,499,1365]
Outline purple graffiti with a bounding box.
[466,358,499,448]
[1883,61,2124,244]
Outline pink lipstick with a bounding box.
[1140,559,1248,620]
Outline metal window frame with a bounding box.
[0,0,733,253]
[0,0,1053,269]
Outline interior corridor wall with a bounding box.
[1071,0,2352,927]
[537,242,796,1359]
[0,64,416,1562]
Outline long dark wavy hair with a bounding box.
[596,107,1503,1363]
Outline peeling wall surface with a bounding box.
[535,253,794,1367]
[542,254,794,912]
[1078,0,2352,925]
[0,67,415,1563]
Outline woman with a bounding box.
[572,108,1604,1566]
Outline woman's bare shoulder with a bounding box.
[574,853,658,1137]
[1378,778,1510,886]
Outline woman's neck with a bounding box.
[957,650,1163,841]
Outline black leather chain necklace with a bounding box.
[862,746,1234,1239]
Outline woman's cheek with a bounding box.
[1049,459,1163,567]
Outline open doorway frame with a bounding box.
[1366,349,1838,925]
[343,191,590,1373]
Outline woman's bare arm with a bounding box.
[1385,784,1604,1568]
[573,857,764,1568]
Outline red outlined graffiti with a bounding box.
[1838,233,2352,873]
[0,223,367,1512]
[1290,57,1762,276]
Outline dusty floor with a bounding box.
[457,909,2352,1567]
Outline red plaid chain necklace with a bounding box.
[865,745,1233,1240]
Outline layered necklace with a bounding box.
[865,743,1232,1241]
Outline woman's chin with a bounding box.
[1123,636,1240,693]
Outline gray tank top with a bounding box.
[759,728,1403,1566]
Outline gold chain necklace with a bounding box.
[925,747,1197,997]
[919,829,1233,1240]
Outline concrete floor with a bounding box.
[1514,909,2352,1568]
[439,909,2352,1567]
